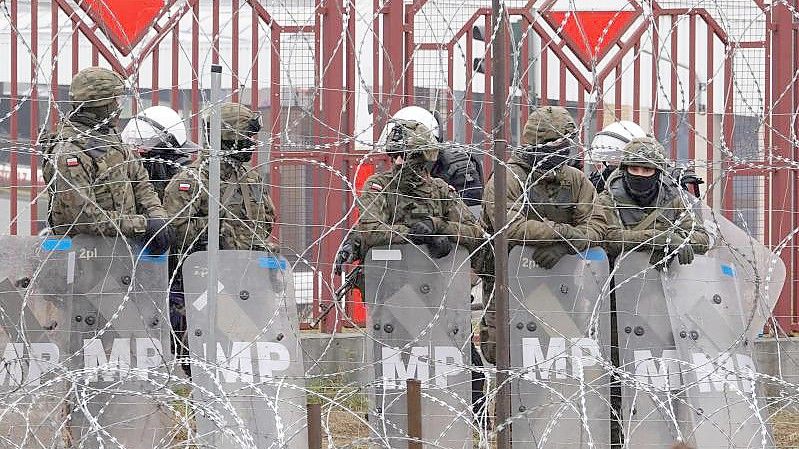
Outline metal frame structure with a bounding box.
[3,0,799,332]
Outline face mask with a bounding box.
[623,171,660,206]
[520,145,572,173]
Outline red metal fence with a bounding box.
[3,0,799,332]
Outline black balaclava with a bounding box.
[622,169,661,206]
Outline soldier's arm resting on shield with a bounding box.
[437,182,485,252]
[560,177,607,250]
[128,148,169,220]
[354,178,411,249]
[50,143,150,236]
[483,170,556,246]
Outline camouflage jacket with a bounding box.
[354,168,484,256]
[481,156,607,249]
[43,122,167,236]
[597,169,710,258]
[163,157,276,253]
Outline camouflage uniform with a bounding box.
[598,137,709,265]
[353,120,484,258]
[44,67,168,237]
[479,106,607,363]
[163,103,276,253]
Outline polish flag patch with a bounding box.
[66,157,79,167]
[178,182,191,191]
[370,183,383,191]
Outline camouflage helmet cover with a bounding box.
[620,137,667,170]
[219,102,262,141]
[69,67,125,107]
[522,106,577,147]
[385,119,439,162]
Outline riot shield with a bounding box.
[508,246,612,448]
[0,236,71,447]
[182,250,308,449]
[613,252,686,448]
[700,204,786,340]
[364,245,472,449]
[661,255,775,448]
[64,236,174,448]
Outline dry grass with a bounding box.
[773,411,799,448]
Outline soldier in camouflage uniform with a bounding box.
[480,106,607,363]
[352,119,484,259]
[598,137,710,267]
[43,66,173,254]
[164,102,276,253]
[163,102,275,374]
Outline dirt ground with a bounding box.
[321,408,799,448]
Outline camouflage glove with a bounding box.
[671,239,694,265]
[334,240,357,275]
[551,223,589,253]
[531,244,571,269]
[143,218,175,255]
[408,219,435,244]
[428,235,453,259]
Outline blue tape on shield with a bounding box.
[721,264,736,278]
[41,237,72,251]
[578,247,607,261]
[137,247,167,265]
[259,256,287,270]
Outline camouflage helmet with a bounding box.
[619,137,667,170]
[69,67,125,108]
[384,119,439,162]
[220,102,262,141]
[522,106,577,147]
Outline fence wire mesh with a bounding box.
[1,0,799,448]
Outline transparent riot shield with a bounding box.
[64,236,174,449]
[0,236,71,447]
[700,204,786,340]
[661,255,775,448]
[613,252,686,448]
[182,250,308,449]
[364,245,472,449]
[508,246,612,448]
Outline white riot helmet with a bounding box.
[377,106,442,147]
[589,121,647,165]
[121,105,188,150]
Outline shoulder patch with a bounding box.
[448,184,456,192]
[370,183,383,192]
[178,182,192,192]
[66,157,80,167]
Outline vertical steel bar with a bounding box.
[212,0,220,64]
[207,67,223,442]
[172,22,179,109]
[688,14,696,161]
[651,16,659,137]
[192,0,200,143]
[722,57,734,217]
[633,42,640,124]
[406,379,422,449]
[307,403,322,449]
[483,13,493,157]
[30,0,39,232]
[251,6,260,165]
[559,64,566,106]
[615,62,622,120]
[447,45,454,139]
[50,0,59,131]
[540,44,548,105]
[404,5,415,104]
[670,16,678,159]
[466,29,474,144]
[706,26,715,207]
[492,2,509,448]
[153,46,160,106]
[232,0,240,102]
[10,0,18,235]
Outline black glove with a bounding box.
[531,244,571,269]
[428,236,453,259]
[143,218,175,255]
[671,240,695,265]
[408,219,435,244]
[334,241,356,275]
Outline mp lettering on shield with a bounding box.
[633,349,757,393]
[521,337,602,380]
[200,341,292,383]
[380,345,464,390]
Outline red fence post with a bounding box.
[769,1,798,333]
[320,0,348,333]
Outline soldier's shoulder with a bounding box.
[362,171,392,192]
[430,176,456,195]
[561,165,590,182]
